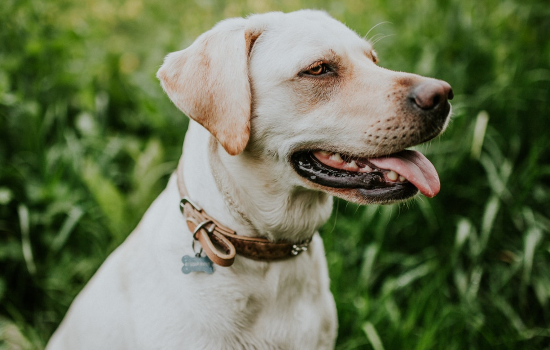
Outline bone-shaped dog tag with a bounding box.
[181,255,214,274]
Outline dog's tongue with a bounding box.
[369,150,440,197]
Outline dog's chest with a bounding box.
[150,257,337,349]
[121,180,337,349]
[131,238,337,349]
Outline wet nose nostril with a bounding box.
[412,81,452,110]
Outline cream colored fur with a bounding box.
[47,10,449,350]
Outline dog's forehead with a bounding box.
[251,11,372,73]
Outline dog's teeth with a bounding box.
[319,150,331,157]
[387,171,398,181]
[399,175,406,182]
[346,160,359,171]
[358,163,373,172]
[330,153,343,163]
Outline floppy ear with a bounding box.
[157,19,262,156]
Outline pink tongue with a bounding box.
[369,150,440,197]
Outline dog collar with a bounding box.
[176,157,311,267]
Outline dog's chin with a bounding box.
[290,151,420,205]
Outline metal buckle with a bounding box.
[290,241,310,256]
[192,220,215,240]
[191,220,215,257]
[180,196,202,214]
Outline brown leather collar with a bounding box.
[177,157,311,267]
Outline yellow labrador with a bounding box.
[47,10,452,350]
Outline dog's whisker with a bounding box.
[368,33,386,43]
[372,34,396,46]
[365,21,393,40]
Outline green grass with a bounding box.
[1,0,550,349]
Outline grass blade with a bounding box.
[18,204,36,276]
[362,322,386,350]
[50,207,84,253]
[471,111,489,160]
[522,227,542,285]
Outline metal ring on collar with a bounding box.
[192,219,215,240]
[191,239,203,257]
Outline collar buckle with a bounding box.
[180,196,203,213]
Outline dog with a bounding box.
[47,9,452,350]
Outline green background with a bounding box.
[1,0,550,348]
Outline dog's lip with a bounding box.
[290,151,419,202]
[295,149,440,198]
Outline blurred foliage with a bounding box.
[1,0,549,349]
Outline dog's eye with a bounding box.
[303,62,330,76]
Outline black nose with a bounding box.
[411,80,453,111]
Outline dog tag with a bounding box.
[181,255,214,274]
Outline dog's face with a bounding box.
[158,10,453,205]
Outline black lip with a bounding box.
[291,151,418,202]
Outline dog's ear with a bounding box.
[157,19,263,156]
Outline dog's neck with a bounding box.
[181,122,333,243]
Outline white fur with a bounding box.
[47,10,450,350]
[47,122,336,349]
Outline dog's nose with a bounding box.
[411,80,453,111]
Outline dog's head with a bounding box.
[158,10,453,205]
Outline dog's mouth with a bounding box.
[291,149,440,203]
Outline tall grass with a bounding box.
[1,0,549,349]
